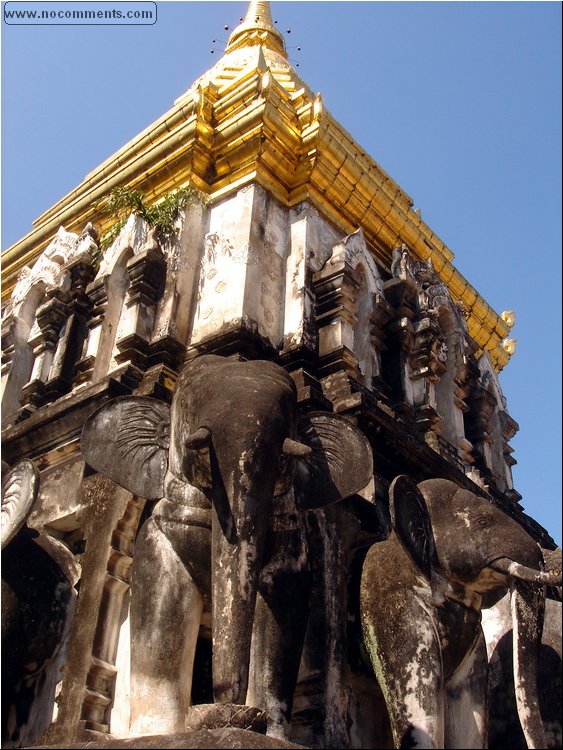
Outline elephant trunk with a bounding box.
[210,442,277,705]
[511,579,546,749]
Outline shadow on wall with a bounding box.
[488,635,562,749]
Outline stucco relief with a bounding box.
[314,229,387,387]
[389,245,473,462]
[7,225,98,315]
[1,224,99,419]
[190,186,290,349]
[95,215,156,279]
[329,229,384,296]
[473,351,517,493]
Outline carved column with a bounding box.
[15,253,96,416]
[114,247,166,390]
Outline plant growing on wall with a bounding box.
[97,185,206,251]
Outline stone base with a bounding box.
[27,728,307,749]
[185,704,267,733]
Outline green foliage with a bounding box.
[97,185,206,251]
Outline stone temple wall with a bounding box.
[1,185,520,496]
[1,185,560,749]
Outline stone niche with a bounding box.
[1,225,98,421]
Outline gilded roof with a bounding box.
[0,1,511,369]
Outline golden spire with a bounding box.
[225,0,287,57]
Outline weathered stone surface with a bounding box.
[2,459,77,749]
[79,354,374,739]
[483,593,562,749]
[27,727,307,749]
[185,704,267,733]
[360,476,562,749]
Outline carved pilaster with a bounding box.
[1,316,17,370]
[465,385,497,482]
[18,289,69,418]
[312,260,363,411]
[381,276,419,420]
[369,292,394,401]
[114,247,166,387]
[410,313,447,382]
[74,277,109,384]
[314,259,361,375]
[407,314,443,435]
[385,246,475,466]
[500,410,519,492]
[80,496,145,734]
[42,256,96,399]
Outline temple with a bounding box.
[1,3,561,749]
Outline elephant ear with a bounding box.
[294,412,373,510]
[1,458,40,550]
[390,475,439,580]
[81,396,170,500]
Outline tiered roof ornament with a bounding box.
[225,0,287,56]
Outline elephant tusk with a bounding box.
[185,427,211,450]
[490,557,562,586]
[282,437,312,458]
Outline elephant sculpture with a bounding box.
[81,354,373,736]
[2,459,78,748]
[360,475,562,750]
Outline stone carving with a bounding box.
[360,475,562,750]
[391,245,466,328]
[1,459,78,748]
[1,459,39,550]
[387,245,474,460]
[313,229,390,390]
[80,354,373,737]
[8,225,98,313]
[1,225,98,419]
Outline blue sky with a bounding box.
[1,1,561,545]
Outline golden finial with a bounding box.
[225,0,287,57]
[245,0,275,28]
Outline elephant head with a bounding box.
[81,354,373,709]
[406,477,561,590]
[360,475,561,749]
